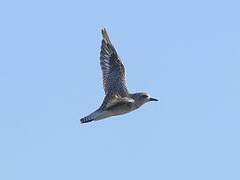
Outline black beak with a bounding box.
[149,97,158,101]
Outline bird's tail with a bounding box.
[80,115,95,123]
[80,109,106,124]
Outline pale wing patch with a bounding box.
[105,96,134,109]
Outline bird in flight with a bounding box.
[80,28,158,123]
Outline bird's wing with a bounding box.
[100,28,129,97]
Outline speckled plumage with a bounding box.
[80,29,158,123]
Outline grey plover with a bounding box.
[80,28,158,123]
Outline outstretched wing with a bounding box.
[100,28,129,97]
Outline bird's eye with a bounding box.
[141,95,148,98]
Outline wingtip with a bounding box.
[101,28,113,45]
[102,28,108,38]
[101,28,106,35]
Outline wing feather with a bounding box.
[100,28,129,97]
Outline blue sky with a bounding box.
[0,0,239,179]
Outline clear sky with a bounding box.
[0,0,239,179]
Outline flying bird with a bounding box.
[80,28,158,123]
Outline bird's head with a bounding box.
[131,92,158,107]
